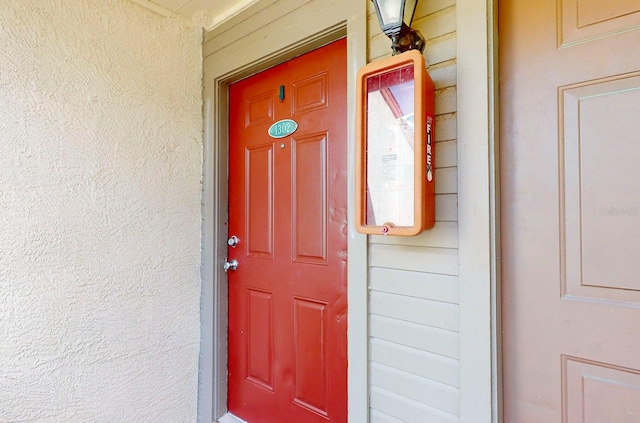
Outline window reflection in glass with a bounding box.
[365,64,415,227]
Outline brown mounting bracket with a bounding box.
[391,26,425,56]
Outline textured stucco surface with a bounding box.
[0,0,203,421]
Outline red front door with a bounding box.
[227,39,348,423]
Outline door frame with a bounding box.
[198,1,368,422]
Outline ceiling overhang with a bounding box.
[130,0,259,31]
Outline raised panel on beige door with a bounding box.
[578,0,640,27]
[559,0,640,46]
[561,73,640,304]
[564,356,640,423]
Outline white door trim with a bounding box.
[456,0,501,422]
[198,1,368,422]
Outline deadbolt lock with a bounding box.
[227,235,239,248]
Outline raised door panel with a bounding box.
[564,356,640,423]
[561,74,640,303]
[292,133,327,264]
[246,144,274,258]
[293,298,328,416]
[559,0,640,45]
[246,289,274,390]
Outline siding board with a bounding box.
[368,6,456,62]
[370,339,459,387]
[415,0,456,18]
[368,32,392,60]
[370,267,459,303]
[370,32,457,64]
[436,193,458,222]
[436,113,457,143]
[203,0,280,51]
[414,6,456,41]
[371,362,459,415]
[426,33,457,66]
[370,244,458,275]
[370,291,459,331]
[370,409,407,423]
[371,387,458,423]
[429,62,457,90]
[436,86,457,115]
[437,139,458,168]
[436,167,458,194]
[371,315,459,359]
[369,221,457,249]
[204,0,350,64]
[205,0,310,57]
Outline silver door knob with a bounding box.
[223,259,238,272]
[227,235,239,248]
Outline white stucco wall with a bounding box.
[0,1,203,421]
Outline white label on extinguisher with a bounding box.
[426,117,433,182]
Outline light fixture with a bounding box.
[371,0,425,55]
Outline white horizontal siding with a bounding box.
[425,33,457,66]
[370,222,457,249]
[436,86,457,115]
[370,291,459,332]
[371,315,458,359]
[371,387,458,423]
[367,0,459,421]
[435,194,458,222]
[415,0,456,18]
[430,62,456,90]
[414,7,456,40]
[370,268,458,303]
[436,167,458,194]
[371,362,459,415]
[370,245,458,275]
[368,7,456,63]
[436,113,457,143]
[371,409,407,423]
[438,140,457,168]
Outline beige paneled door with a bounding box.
[500,0,640,421]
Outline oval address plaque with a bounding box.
[268,119,298,139]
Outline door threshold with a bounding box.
[218,413,248,423]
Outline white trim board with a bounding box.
[456,0,500,422]
[197,1,368,422]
